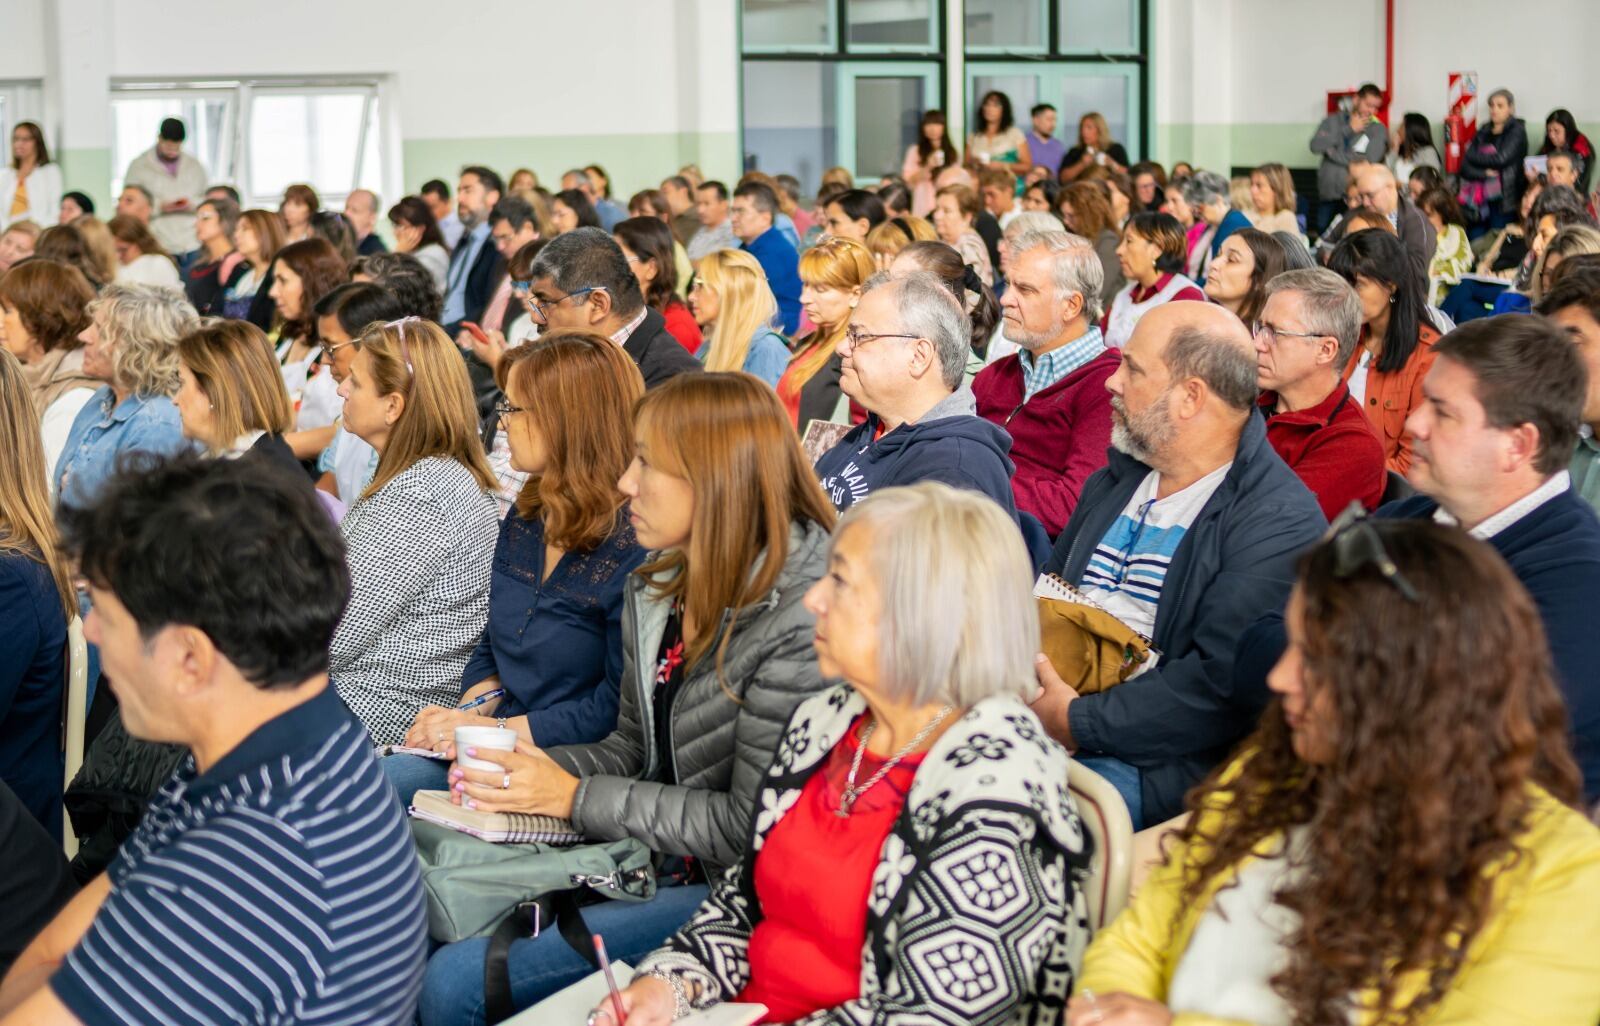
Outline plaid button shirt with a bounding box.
[1020,326,1108,402]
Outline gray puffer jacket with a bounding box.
[546,519,831,871]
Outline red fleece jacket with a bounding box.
[1259,382,1386,518]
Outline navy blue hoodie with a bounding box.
[813,387,1018,519]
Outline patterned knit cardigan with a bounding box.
[637,683,1094,1025]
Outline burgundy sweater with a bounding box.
[972,348,1119,537]
[1259,382,1387,519]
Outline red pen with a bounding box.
[593,933,627,1025]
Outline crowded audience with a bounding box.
[4,79,1600,1026]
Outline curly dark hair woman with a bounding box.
[1068,518,1599,1026]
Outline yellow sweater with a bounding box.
[1080,781,1600,1025]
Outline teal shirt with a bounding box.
[1571,430,1600,515]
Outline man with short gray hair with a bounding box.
[343,189,387,256]
[974,230,1119,536]
[1032,301,1325,828]
[813,271,1017,518]
[1255,268,1386,517]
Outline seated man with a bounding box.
[731,181,802,334]
[1538,266,1600,513]
[814,271,1017,518]
[0,456,428,1026]
[1254,267,1387,516]
[1319,164,1433,298]
[1391,315,1600,802]
[973,230,1118,536]
[1031,302,1326,829]
[527,227,701,389]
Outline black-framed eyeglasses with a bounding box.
[842,326,921,350]
[528,286,604,322]
[493,397,527,422]
[1325,503,1420,602]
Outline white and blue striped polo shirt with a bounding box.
[1079,464,1231,638]
[52,685,428,1026]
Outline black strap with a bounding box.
[484,890,597,1025]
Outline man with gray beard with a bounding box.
[1029,302,1325,828]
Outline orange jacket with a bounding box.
[1342,322,1440,474]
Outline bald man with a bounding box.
[1030,302,1326,827]
[1323,163,1433,297]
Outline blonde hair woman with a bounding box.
[776,236,875,429]
[330,317,500,746]
[1249,162,1301,236]
[422,372,835,1019]
[173,320,297,473]
[0,348,75,827]
[55,283,197,508]
[864,214,938,271]
[688,249,790,387]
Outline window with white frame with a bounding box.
[110,79,388,210]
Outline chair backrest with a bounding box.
[1067,759,1134,931]
[63,616,89,857]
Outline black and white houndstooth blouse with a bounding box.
[331,455,500,746]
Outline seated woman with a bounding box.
[615,216,700,354]
[267,237,350,439]
[384,333,649,804]
[821,189,888,245]
[182,196,245,316]
[0,258,97,474]
[330,317,501,746]
[890,239,1002,378]
[777,237,876,429]
[1329,230,1438,473]
[222,208,286,325]
[689,248,789,388]
[594,483,1091,1026]
[1204,227,1289,327]
[1248,162,1301,237]
[172,319,300,474]
[0,351,73,834]
[1104,212,1206,349]
[1061,181,1128,305]
[1184,171,1253,273]
[419,372,835,1025]
[387,195,451,291]
[864,215,937,272]
[932,183,995,285]
[56,284,197,509]
[106,215,180,291]
[1420,187,1474,304]
[1068,519,1600,1026]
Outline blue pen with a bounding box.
[457,688,506,712]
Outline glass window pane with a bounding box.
[847,0,933,49]
[111,96,231,196]
[742,62,837,198]
[248,92,366,203]
[357,98,383,195]
[1058,75,1132,156]
[853,76,927,179]
[965,0,1045,50]
[742,0,833,50]
[971,76,1038,143]
[1060,0,1137,54]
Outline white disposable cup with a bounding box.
[455,726,517,772]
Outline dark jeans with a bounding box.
[1441,278,1510,324]
[1315,198,1346,237]
[1077,755,1146,830]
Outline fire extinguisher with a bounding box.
[1444,113,1465,175]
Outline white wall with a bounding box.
[0,0,46,79]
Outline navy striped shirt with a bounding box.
[52,685,428,1025]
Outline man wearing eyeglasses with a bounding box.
[1317,164,1431,296]
[1254,269,1386,518]
[523,227,700,389]
[812,272,1017,518]
[1031,301,1326,829]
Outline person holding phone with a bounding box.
[902,111,958,218]
[121,118,208,256]
[1310,83,1389,235]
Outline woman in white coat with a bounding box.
[0,122,62,230]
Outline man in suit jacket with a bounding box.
[527,227,701,389]
[440,166,506,337]
[1319,164,1434,299]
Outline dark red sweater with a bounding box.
[1259,382,1386,518]
[972,347,1119,536]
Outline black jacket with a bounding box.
[441,232,505,335]
[797,348,844,429]
[1460,118,1530,216]
[622,308,703,389]
[1047,414,1326,823]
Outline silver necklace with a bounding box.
[835,706,953,818]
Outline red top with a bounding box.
[1259,381,1387,518]
[662,299,703,353]
[972,347,1120,537]
[736,716,924,1023]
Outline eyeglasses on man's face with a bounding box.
[527,286,604,322]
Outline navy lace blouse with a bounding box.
[460,510,646,747]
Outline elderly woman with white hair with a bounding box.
[589,482,1091,1026]
[55,283,198,508]
[1182,170,1253,277]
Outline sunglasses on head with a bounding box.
[1324,503,1420,602]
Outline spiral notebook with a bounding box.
[409,789,583,846]
[504,964,767,1026]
